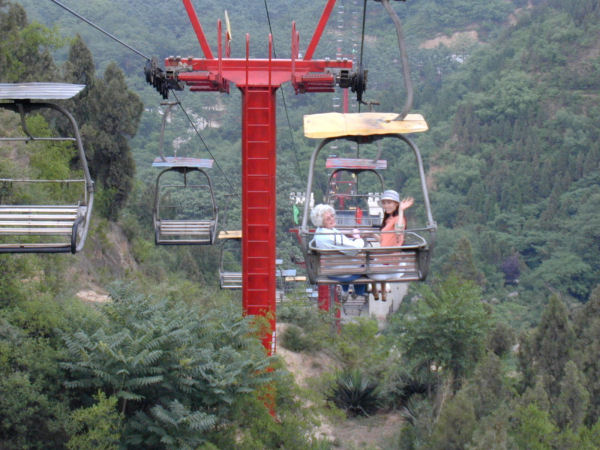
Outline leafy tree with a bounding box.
[63,34,95,88]
[60,284,276,447]
[0,1,61,82]
[486,321,516,357]
[463,352,511,420]
[442,237,486,287]
[510,403,558,450]
[429,390,476,450]
[554,420,600,450]
[467,404,512,450]
[0,371,69,449]
[392,274,490,386]
[81,62,143,219]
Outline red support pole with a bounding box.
[318,284,330,311]
[241,86,278,355]
[334,286,341,334]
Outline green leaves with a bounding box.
[60,284,275,446]
[393,274,489,383]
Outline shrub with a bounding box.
[329,369,380,417]
[281,324,314,352]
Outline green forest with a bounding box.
[1,0,600,448]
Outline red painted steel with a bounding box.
[318,284,330,311]
[304,0,338,60]
[182,0,214,59]
[242,86,278,353]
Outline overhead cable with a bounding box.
[170,91,241,199]
[263,0,305,183]
[48,0,151,61]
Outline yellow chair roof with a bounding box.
[303,112,428,139]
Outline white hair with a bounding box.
[310,204,335,227]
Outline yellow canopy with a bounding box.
[303,112,428,139]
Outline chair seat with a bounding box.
[0,204,86,253]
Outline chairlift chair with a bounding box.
[217,229,242,289]
[0,83,94,253]
[299,112,436,285]
[325,156,386,229]
[153,157,218,245]
[152,100,219,245]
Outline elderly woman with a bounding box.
[310,203,367,300]
[370,189,414,301]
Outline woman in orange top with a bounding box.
[371,190,414,301]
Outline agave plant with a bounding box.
[330,369,380,417]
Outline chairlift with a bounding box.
[152,101,218,245]
[326,156,386,229]
[297,0,438,284]
[0,83,94,253]
[299,112,436,284]
[218,229,242,289]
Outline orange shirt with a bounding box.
[380,215,406,247]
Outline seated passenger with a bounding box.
[370,190,414,301]
[310,203,367,300]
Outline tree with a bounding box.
[79,62,142,219]
[0,1,61,82]
[60,284,275,447]
[464,352,510,420]
[511,403,558,450]
[553,360,589,430]
[429,390,476,450]
[393,274,490,387]
[573,285,600,424]
[518,294,575,397]
[66,391,122,450]
[442,237,486,287]
[63,34,95,88]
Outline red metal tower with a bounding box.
[157,0,352,353]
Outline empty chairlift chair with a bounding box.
[299,111,436,284]
[153,157,218,245]
[0,83,94,253]
[218,229,242,289]
[325,156,386,230]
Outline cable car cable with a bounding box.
[170,91,241,200]
[48,0,151,61]
[263,0,305,183]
